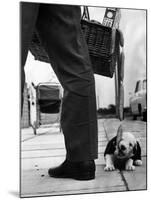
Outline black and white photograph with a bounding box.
[19,1,147,198]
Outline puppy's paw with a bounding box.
[125,164,135,171]
[125,159,135,171]
[104,165,115,171]
[134,160,142,166]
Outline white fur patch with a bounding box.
[104,154,115,171]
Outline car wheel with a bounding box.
[138,104,142,116]
[130,105,136,120]
[133,115,137,120]
[143,110,147,121]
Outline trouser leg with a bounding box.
[36,4,98,162]
[20,2,39,112]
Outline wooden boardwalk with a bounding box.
[20,119,147,197]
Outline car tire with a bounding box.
[138,104,142,116]
[133,115,137,120]
[143,110,147,121]
[130,105,137,120]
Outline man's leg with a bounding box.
[36,4,98,179]
[20,2,39,112]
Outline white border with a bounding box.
[0,0,150,200]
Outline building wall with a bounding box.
[21,84,30,128]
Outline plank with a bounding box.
[21,155,106,170]
[21,165,126,197]
[122,156,147,191]
[20,118,146,197]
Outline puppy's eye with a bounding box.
[129,143,133,147]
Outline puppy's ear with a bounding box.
[116,125,123,144]
[133,140,141,158]
[133,143,137,155]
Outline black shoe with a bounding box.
[48,159,95,180]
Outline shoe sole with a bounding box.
[74,172,95,181]
[49,172,95,181]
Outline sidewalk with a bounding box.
[20,118,147,197]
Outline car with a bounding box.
[129,78,147,121]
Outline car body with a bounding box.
[129,78,147,121]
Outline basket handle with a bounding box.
[82,6,90,20]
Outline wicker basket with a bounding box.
[29,17,120,78]
[81,19,120,77]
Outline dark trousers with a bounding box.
[21,2,98,162]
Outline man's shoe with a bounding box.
[48,159,95,180]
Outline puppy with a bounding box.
[104,125,142,171]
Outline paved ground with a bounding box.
[20,118,147,198]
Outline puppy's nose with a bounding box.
[120,145,126,151]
